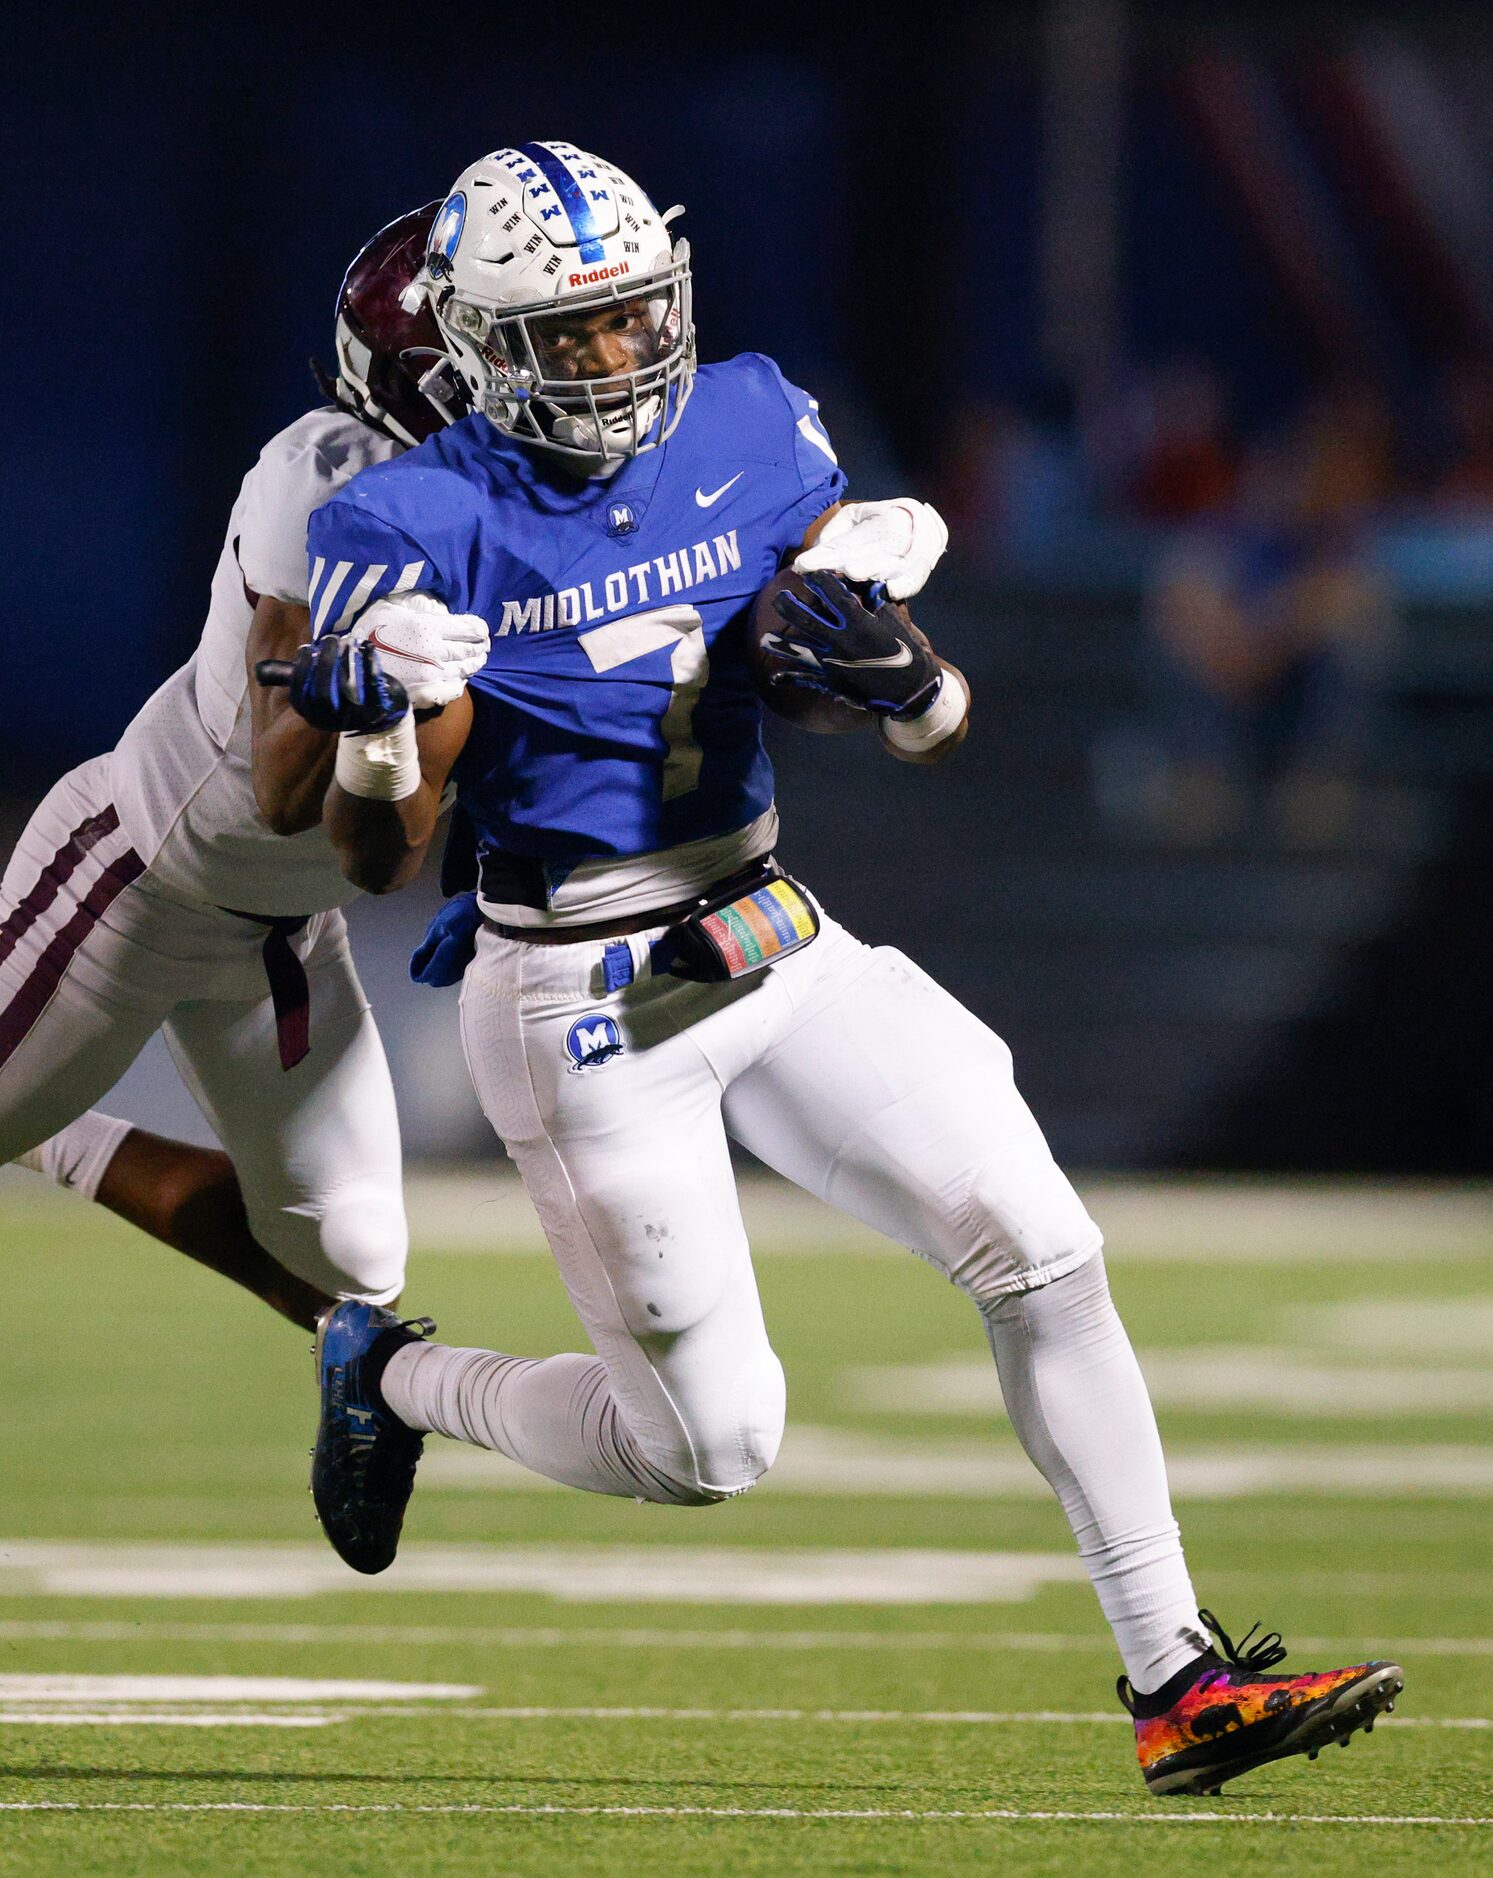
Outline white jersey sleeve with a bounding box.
[194,410,401,743]
[110,408,402,915]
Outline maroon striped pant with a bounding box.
[1,756,407,1301]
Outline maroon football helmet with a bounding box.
[317,202,467,446]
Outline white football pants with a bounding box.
[0,755,406,1301]
[388,905,1203,1686]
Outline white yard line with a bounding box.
[0,1712,333,1728]
[1302,1300,1493,1356]
[0,1673,482,1730]
[839,1358,1493,1419]
[0,1800,1489,1825]
[0,1705,1479,1727]
[3,1705,1485,1732]
[0,1619,1486,1655]
[1070,1177,1493,1265]
[341,1705,1489,1731]
[1,1700,1483,1729]
[421,1432,1493,1497]
[0,1541,1085,1605]
[0,1675,478,1703]
[394,1170,1493,1263]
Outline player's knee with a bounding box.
[636,1348,786,1507]
[940,1150,1103,1310]
[248,1177,408,1304]
[978,1246,1114,1347]
[319,1180,408,1301]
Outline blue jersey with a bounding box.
[305,354,846,864]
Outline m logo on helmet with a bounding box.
[565,1014,624,1072]
[427,193,467,278]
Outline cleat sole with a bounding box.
[1146,1662,1404,1798]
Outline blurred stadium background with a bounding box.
[7,0,1490,1173]
[2,3,1490,1868]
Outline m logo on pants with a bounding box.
[565,1014,624,1073]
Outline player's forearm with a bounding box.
[252,711,338,834]
[247,596,338,833]
[326,781,441,894]
[325,690,472,893]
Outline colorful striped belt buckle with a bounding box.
[663,873,821,983]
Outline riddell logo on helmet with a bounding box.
[568,262,631,287]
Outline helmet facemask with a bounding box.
[436,243,694,466]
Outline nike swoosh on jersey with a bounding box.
[365,628,441,668]
[695,473,744,508]
[822,643,915,670]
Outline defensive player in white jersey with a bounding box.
[301,142,1402,1799]
[0,206,489,1329]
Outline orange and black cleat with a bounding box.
[1119,1609,1404,1797]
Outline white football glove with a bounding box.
[792,497,949,601]
[350,592,490,711]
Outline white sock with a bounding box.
[16,1111,134,1201]
[981,1253,1204,1692]
[382,1340,698,1505]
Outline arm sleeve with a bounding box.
[304,496,439,638]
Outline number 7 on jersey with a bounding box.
[578,605,707,801]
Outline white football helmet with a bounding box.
[416,141,695,466]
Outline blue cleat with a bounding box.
[311,1300,435,1574]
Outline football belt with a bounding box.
[219,907,312,1070]
[652,867,820,984]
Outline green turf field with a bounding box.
[1,1167,1489,1875]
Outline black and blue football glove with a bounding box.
[769,571,941,718]
[255,636,409,734]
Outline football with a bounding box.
[744,568,877,735]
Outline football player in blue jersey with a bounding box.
[293,141,1401,1798]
